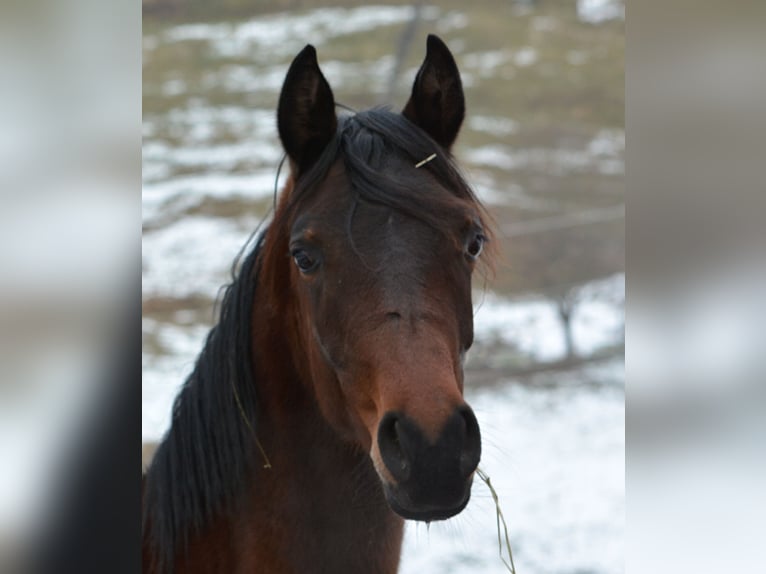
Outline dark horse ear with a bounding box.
[402,34,465,150]
[278,45,337,173]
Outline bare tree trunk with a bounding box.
[556,296,576,360]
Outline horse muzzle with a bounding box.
[375,406,481,521]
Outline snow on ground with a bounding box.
[473,274,624,361]
[142,318,213,439]
[160,6,440,60]
[464,131,624,177]
[577,0,624,24]
[142,216,262,298]
[142,172,277,224]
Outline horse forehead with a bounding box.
[305,187,442,252]
[298,159,459,260]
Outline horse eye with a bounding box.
[292,249,318,273]
[465,234,485,261]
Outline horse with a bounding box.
[142,34,494,573]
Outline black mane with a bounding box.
[143,233,265,574]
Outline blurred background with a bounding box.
[142,1,624,573]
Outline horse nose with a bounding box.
[377,406,481,485]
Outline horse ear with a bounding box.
[278,45,337,172]
[402,34,465,150]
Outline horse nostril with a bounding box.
[458,406,482,477]
[378,412,411,482]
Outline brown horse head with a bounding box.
[266,35,491,522]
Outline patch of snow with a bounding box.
[161,78,186,97]
[141,216,261,298]
[473,274,625,361]
[155,105,276,144]
[471,180,550,210]
[474,294,567,361]
[573,298,624,355]
[142,160,172,182]
[465,146,512,169]
[142,170,278,224]
[577,0,624,24]
[513,47,538,68]
[164,6,433,60]
[143,319,211,440]
[468,115,519,137]
[143,170,276,200]
[588,129,625,157]
[578,272,625,303]
[463,50,511,72]
[436,12,470,34]
[142,103,285,225]
[143,140,281,172]
[465,140,625,176]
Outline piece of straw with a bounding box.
[476,467,517,573]
[415,153,437,168]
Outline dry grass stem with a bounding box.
[476,467,517,573]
